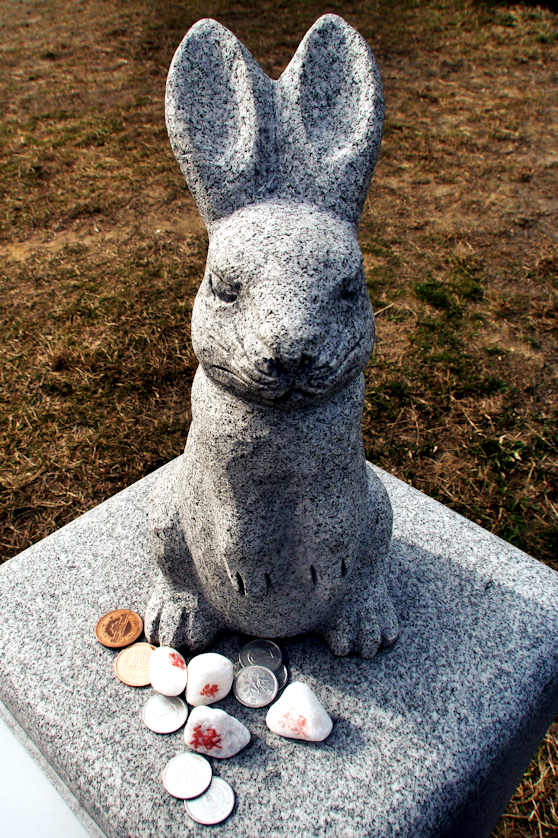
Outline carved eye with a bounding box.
[208,271,240,304]
[340,267,363,301]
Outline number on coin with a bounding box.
[113,642,155,687]
[95,609,143,648]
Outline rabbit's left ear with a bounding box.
[276,15,384,225]
[166,19,276,226]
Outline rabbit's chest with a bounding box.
[177,367,369,633]
[183,425,364,535]
[181,451,367,634]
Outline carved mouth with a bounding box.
[209,363,292,400]
[298,340,363,395]
[210,364,262,389]
[208,339,364,404]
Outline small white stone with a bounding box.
[186,653,234,706]
[184,705,250,759]
[149,646,188,696]
[265,681,333,742]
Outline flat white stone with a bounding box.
[149,646,188,696]
[186,653,234,706]
[184,705,250,759]
[266,681,333,742]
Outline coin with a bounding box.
[95,609,143,648]
[233,664,278,708]
[142,694,188,734]
[113,642,155,686]
[238,639,282,672]
[185,777,235,825]
[275,664,288,691]
[162,752,212,799]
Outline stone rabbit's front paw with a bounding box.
[145,579,219,652]
[321,576,398,659]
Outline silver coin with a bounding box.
[162,752,212,799]
[142,693,188,734]
[233,665,278,708]
[184,777,235,825]
[275,664,288,691]
[239,639,282,672]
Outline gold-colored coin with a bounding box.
[113,642,155,686]
[95,609,143,648]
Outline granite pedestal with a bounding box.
[0,457,556,837]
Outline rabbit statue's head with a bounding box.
[166,14,384,407]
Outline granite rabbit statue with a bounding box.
[144,13,399,658]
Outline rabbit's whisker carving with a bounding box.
[209,337,232,356]
[208,365,256,389]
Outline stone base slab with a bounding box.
[0,457,556,837]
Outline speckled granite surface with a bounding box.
[149,15,395,654]
[0,457,557,838]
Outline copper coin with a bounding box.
[114,642,155,686]
[95,609,143,648]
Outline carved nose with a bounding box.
[258,356,281,378]
[257,350,313,378]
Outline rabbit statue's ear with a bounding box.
[276,14,384,225]
[166,19,276,226]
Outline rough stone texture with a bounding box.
[147,15,394,656]
[0,458,557,837]
[165,15,383,226]
[0,699,105,838]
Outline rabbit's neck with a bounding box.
[187,366,366,471]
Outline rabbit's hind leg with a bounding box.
[320,466,399,659]
[144,475,219,651]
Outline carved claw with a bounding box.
[320,576,399,659]
[144,577,219,652]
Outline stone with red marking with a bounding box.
[149,646,188,696]
[266,681,333,742]
[169,651,186,670]
[186,652,234,706]
[184,705,250,759]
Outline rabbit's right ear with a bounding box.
[276,15,384,226]
[166,19,276,227]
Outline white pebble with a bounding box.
[149,646,188,696]
[186,652,234,706]
[266,681,333,742]
[184,705,250,759]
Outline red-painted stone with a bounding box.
[200,683,219,697]
[190,724,222,751]
[169,651,186,670]
[281,712,307,737]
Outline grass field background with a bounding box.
[0,0,556,833]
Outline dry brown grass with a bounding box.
[0,1,556,834]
